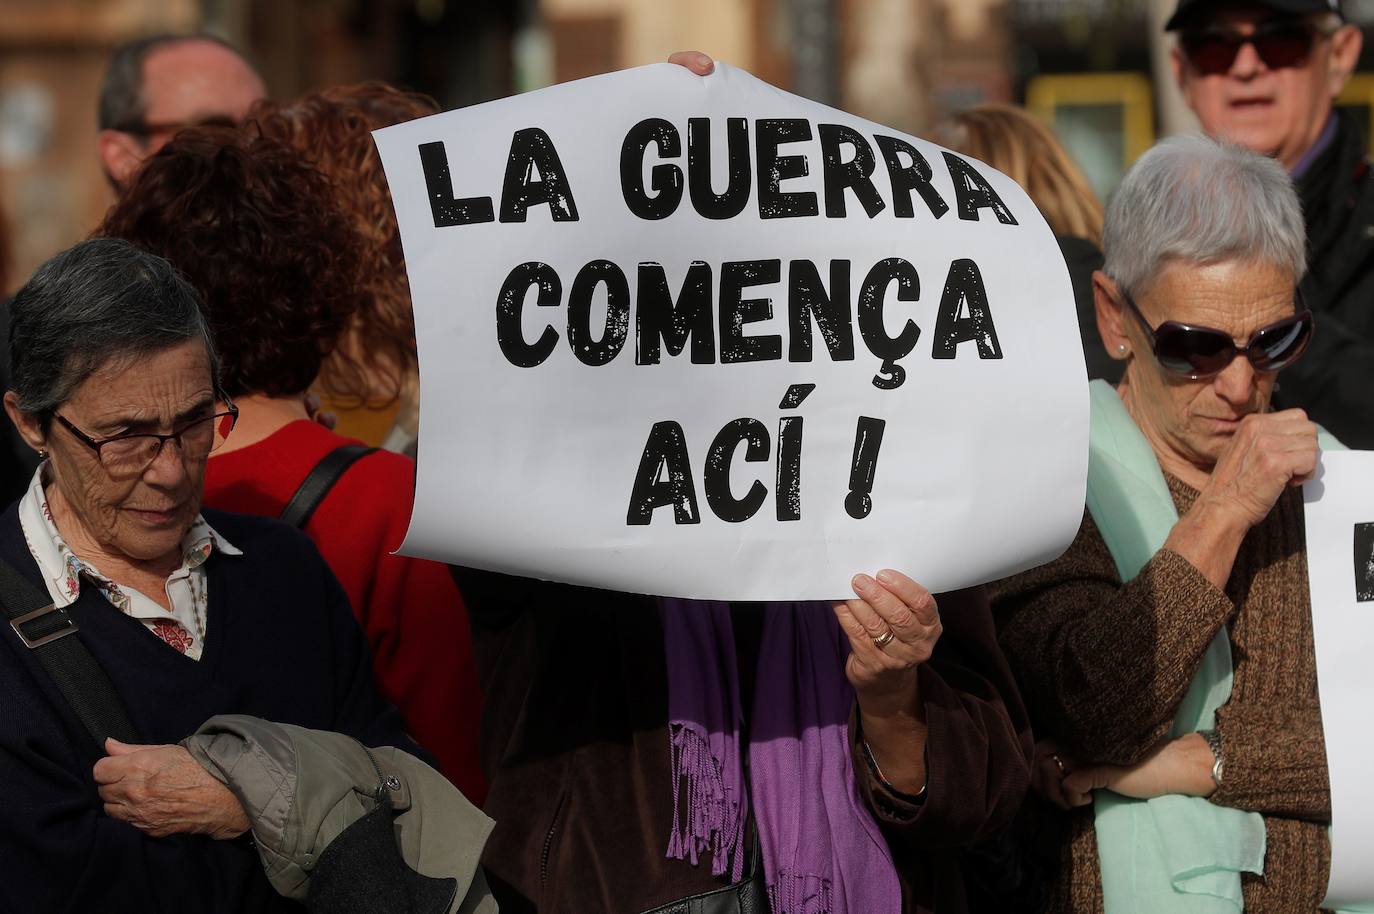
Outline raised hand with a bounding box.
[1196,408,1319,530]
[833,569,941,716]
[832,570,941,795]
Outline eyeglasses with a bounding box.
[1179,19,1322,76]
[1120,289,1314,379]
[110,114,238,138]
[54,399,239,476]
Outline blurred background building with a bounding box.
[4,0,1374,293]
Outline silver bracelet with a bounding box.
[861,739,927,800]
[1199,729,1224,787]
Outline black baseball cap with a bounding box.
[1166,0,1344,31]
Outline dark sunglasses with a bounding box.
[1120,289,1314,379]
[1179,19,1320,76]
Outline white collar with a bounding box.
[17,463,241,608]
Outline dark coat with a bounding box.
[1277,111,1374,448]
[452,567,1033,914]
[0,504,417,914]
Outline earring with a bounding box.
[1117,344,1128,355]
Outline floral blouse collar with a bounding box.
[17,464,241,612]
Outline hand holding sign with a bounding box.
[834,568,941,795]
[666,50,715,76]
[834,569,941,712]
[375,62,1087,600]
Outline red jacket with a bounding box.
[203,419,485,803]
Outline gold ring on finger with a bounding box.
[873,629,895,649]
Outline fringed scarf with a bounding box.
[661,598,903,914]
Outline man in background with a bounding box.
[96,33,266,188]
[1168,0,1374,446]
[1,33,266,503]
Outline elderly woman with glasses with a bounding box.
[991,134,1335,913]
[97,124,486,803]
[0,238,432,912]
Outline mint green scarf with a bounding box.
[1086,379,1345,913]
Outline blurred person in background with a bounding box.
[252,83,438,452]
[943,104,1116,383]
[98,126,486,803]
[1169,0,1374,445]
[0,33,267,521]
[96,33,266,189]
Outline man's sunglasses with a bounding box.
[1179,19,1321,76]
[1120,289,1314,379]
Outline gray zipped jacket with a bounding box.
[183,714,497,914]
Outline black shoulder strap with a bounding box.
[0,557,139,748]
[279,444,378,529]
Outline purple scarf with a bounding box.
[661,599,902,914]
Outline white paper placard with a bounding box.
[1304,450,1374,909]
[375,62,1088,600]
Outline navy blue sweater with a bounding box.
[0,502,416,914]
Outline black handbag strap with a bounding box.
[280,444,377,529]
[0,556,138,748]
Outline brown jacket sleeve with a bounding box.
[1211,694,1330,821]
[990,510,1234,766]
[852,585,1033,849]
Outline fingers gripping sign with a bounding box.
[832,570,940,796]
[832,569,941,714]
[666,50,716,75]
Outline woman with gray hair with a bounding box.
[992,134,1336,912]
[0,238,492,912]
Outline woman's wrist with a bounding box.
[857,688,929,796]
[1164,499,1251,591]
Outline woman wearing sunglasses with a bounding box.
[992,134,1339,913]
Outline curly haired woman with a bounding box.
[252,82,439,452]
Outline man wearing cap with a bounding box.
[1168,0,1374,447]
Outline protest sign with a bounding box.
[1304,451,1374,909]
[375,62,1088,600]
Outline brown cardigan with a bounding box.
[991,478,1331,913]
[450,567,1033,914]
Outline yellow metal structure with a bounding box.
[1027,72,1157,168]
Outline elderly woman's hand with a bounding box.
[1197,409,1319,529]
[94,739,250,840]
[833,571,941,795]
[834,570,941,714]
[1167,409,1319,589]
[1062,733,1216,802]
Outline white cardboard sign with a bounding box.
[375,62,1088,600]
[1303,451,1374,909]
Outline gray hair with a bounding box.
[8,238,219,428]
[98,33,256,133]
[1102,134,1306,297]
